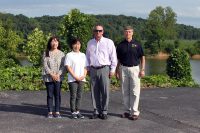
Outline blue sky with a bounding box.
[0,0,200,28]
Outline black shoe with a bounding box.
[121,112,131,118]
[77,113,84,119]
[128,115,139,121]
[71,113,77,119]
[47,113,53,118]
[54,113,62,118]
[90,114,100,119]
[101,114,108,120]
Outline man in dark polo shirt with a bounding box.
[116,26,145,120]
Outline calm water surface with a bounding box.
[18,57,200,84]
[145,58,200,85]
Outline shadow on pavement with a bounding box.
[0,103,121,119]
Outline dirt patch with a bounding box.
[191,55,200,59]
[147,52,169,59]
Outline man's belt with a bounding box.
[121,64,134,67]
[91,65,107,69]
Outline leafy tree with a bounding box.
[23,28,49,66]
[5,29,24,55]
[0,21,23,55]
[145,6,177,53]
[166,49,192,81]
[0,21,23,67]
[60,8,95,52]
[0,21,6,45]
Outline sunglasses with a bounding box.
[94,30,103,33]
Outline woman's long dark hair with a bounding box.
[45,36,61,57]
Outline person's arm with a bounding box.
[42,52,58,81]
[86,43,91,76]
[139,56,145,77]
[109,40,118,77]
[42,52,52,75]
[57,53,66,80]
[79,67,88,81]
[66,65,80,81]
[115,61,120,79]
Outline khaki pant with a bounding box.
[120,65,140,116]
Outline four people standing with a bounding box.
[86,24,117,119]
[116,26,145,120]
[42,25,145,121]
[42,36,65,118]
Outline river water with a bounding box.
[18,57,200,85]
[146,58,200,85]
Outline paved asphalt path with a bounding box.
[0,87,200,133]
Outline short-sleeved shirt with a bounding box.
[64,51,88,83]
[116,39,144,66]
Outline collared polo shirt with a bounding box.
[116,39,144,66]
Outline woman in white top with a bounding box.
[64,38,88,119]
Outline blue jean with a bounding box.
[45,81,62,113]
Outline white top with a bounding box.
[64,51,88,83]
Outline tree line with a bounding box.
[1,10,200,43]
[1,7,200,63]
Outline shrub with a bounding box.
[166,49,193,81]
[0,67,44,90]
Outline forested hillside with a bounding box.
[1,12,200,43]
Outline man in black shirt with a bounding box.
[116,26,145,120]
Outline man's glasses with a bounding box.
[94,30,103,33]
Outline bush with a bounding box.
[0,67,44,90]
[0,66,198,91]
[166,49,193,81]
[141,75,198,88]
[0,66,88,91]
[0,59,19,69]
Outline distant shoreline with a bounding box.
[146,52,200,60]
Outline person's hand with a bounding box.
[50,73,59,81]
[73,76,81,81]
[109,72,115,78]
[79,75,85,81]
[55,74,60,81]
[115,71,120,79]
[139,70,145,78]
[87,71,90,76]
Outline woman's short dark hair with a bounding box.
[69,37,81,49]
[45,36,60,57]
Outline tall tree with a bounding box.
[0,21,23,56]
[23,28,49,66]
[60,8,95,52]
[145,6,177,52]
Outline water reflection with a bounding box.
[145,58,200,85]
[17,57,200,84]
[145,58,166,75]
[190,59,200,84]
[17,56,32,66]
